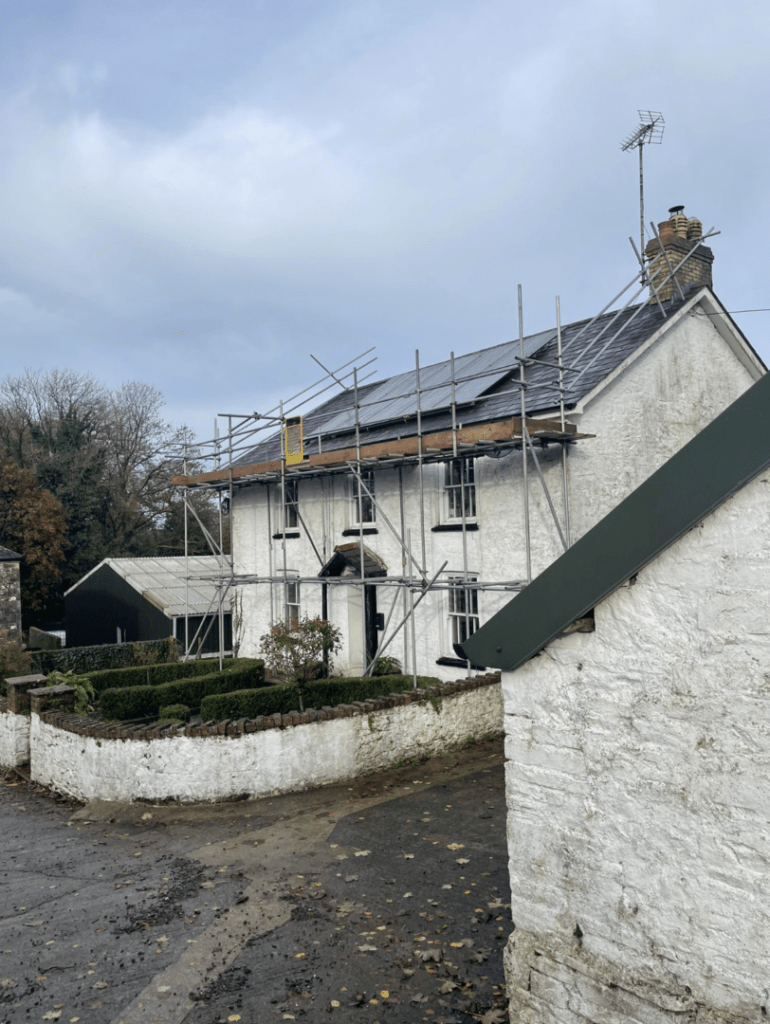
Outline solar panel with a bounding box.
[315,329,556,435]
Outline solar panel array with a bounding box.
[315,327,556,436]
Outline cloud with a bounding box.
[0,0,768,445]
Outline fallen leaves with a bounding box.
[357,944,377,952]
[91,981,110,990]
[446,843,465,851]
[471,1010,507,1024]
[353,850,371,857]
[0,978,15,989]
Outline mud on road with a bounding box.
[1,737,509,1024]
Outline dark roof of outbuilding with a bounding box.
[462,370,770,672]
[0,545,22,561]
[233,293,693,468]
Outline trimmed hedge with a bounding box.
[85,657,248,696]
[101,660,266,721]
[200,675,440,722]
[158,704,191,724]
[31,638,179,676]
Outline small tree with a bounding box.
[258,616,342,712]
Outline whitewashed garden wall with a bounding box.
[1,674,501,804]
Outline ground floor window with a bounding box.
[447,575,479,647]
[285,578,301,627]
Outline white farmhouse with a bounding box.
[464,371,770,1023]
[179,207,764,678]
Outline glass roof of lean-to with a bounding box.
[314,328,557,436]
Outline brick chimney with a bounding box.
[645,206,714,302]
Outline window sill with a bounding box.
[436,655,487,670]
[342,527,378,536]
[431,522,479,533]
[272,531,300,540]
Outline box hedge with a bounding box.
[101,660,266,721]
[158,704,191,724]
[84,657,248,696]
[200,675,440,722]
[31,637,179,676]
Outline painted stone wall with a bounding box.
[29,676,502,804]
[233,301,759,681]
[0,700,31,767]
[501,469,770,1022]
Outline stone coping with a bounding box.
[32,673,502,741]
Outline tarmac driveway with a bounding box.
[1,737,509,1024]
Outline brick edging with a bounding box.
[32,674,502,742]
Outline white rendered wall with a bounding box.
[30,682,502,804]
[0,707,30,767]
[501,470,770,1022]
[233,306,759,680]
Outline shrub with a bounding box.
[30,637,179,676]
[259,617,342,711]
[158,704,191,725]
[101,660,266,721]
[85,657,247,696]
[369,655,402,676]
[200,674,440,722]
[46,670,95,716]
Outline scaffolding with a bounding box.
[171,228,719,682]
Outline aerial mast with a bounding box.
[621,110,665,283]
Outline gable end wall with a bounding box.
[501,469,770,1021]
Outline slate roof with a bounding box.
[462,370,770,671]
[64,556,232,618]
[233,294,691,468]
[0,545,22,561]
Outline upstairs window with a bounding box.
[282,478,299,531]
[351,469,376,525]
[445,459,476,520]
[447,575,479,647]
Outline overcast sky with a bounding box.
[0,0,767,447]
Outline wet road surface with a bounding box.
[1,737,509,1024]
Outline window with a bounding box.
[351,469,376,525]
[285,578,301,628]
[445,460,476,520]
[448,575,479,647]
[282,478,299,531]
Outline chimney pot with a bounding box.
[645,205,713,303]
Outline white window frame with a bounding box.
[350,469,376,526]
[281,478,299,532]
[447,574,479,649]
[284,576,301,628]
[444,459,476,522]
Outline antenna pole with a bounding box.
[621,110,664,284]
[639,141,645,284]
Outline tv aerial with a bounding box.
[621,111,665,282]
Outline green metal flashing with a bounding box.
[462,372,770,671]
